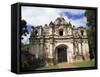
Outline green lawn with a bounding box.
[71,60,95,67]
[35,64,58,70]
[35,60,95,70]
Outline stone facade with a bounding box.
[29,17,90,65]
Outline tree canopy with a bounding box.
[21,20,29,39]
[85,10,96,60]
[85,10,96,27]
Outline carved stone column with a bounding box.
[48,39,54,65]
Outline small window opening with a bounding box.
[59,29,63,36]
[81,30,84,36]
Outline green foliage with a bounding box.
[21,19,27,26]
[21,43,46,71]
[86,28,95,58]
[85,10,96,60]
[21,19,29,37]
[21,44,28,52]
[85,10,96,27]
[21,55,46,71]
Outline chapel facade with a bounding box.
[29,17,90,66]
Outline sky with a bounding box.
[21,6,87,27]
[21,6,87,44]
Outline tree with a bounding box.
[85,10,96,27]
[21,20,32,71]
[85,10,96,60]
[21,20,29,37]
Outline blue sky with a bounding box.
[26,25,33,32]
[63,11,85,20]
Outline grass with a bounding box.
[34,60,95,70]
[35,64,58,70]
[71,59,95,67]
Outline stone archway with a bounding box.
[55,44,68,63]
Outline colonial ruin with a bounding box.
[29,17,90,66]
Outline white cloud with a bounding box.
[21,6,60,26]
[21,6,87,27]
[21,33,30,45]
[70,17,87,27]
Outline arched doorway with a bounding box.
[55,44,67,63]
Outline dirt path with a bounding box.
[57,62,77,68]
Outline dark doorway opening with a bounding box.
[57,45,67,63]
